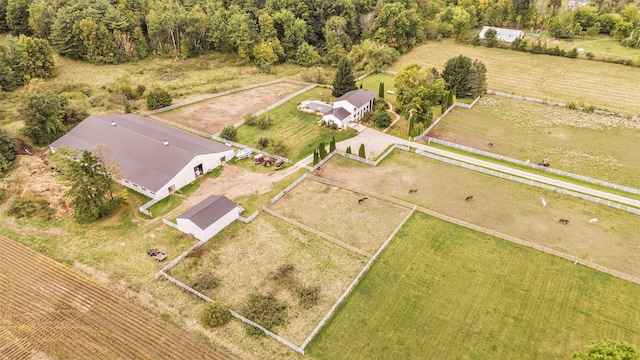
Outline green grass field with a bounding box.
[392,40,640,116]
[544,35,640,62]
[307,212,640,359]
[430,95,640,188]
[234,87,357,161]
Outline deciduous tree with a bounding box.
[442,55,487,98]
[20,90,66,145]
[0,127,17,174]
[573,340,640,360]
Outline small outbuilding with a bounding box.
[176,195,239,242]
[479,26,524,44]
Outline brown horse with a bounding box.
[358,196,368,204]
[465,195,474,202]
[409,189,418,194]
[558,218,569,225]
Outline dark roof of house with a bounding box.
[324,107,351,121]
[50,114,232,192]
[177,195,237,230]
[337,89,377,108]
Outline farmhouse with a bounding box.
[322,89,377,128]
[478,26,524,44]
[176,195,239,242]
[50,114,234,200]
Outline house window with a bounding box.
[124,180,130,184]
[141,188,146,191]
[133,184,138,187]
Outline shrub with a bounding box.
[192,272,221,292]
[201,301,231,328]
[295,285,321,308]
[346,146,351,154]
[220,126,237,141]
[241,293,288,336]
[373,111,392,128]
[8,193,54,220]
[258,137,270,149]
[358,143,365,158]
[269,139,288,156]
[273,263,296,287]
[256,115,273,129]
[146,87,172,110]
[244,114,258,126]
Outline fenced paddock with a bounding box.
[268,178,412,255]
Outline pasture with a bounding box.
[307,212,640,359]
[156,82,306,135]
[269,178,411,255]
[392,40,640,116]
[318,150,640,277]
[234,87,357,161]
[430,96,640,188]
[0,235,229,359]
[167,215,365,345]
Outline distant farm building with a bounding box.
[50,114,234,200]
[479,26,525,44]
[322,89,377,128]
[565,0,591,10]
[176,195,240,242]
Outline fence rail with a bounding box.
[162,218,179,230]
[229,310,305,355]
[237,210,259,223]
[270,173,308,204]
[414,148,640,215]
[427,137,640,196]
[139,197,161,217]
[211,135,292,163]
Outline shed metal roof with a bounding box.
[50,114,232,192]
[177,195,237,230]
[479,26,524,43]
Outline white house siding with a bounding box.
[177,207,239,241]
[333,100,356,114]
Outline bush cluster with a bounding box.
[8,193,54,220]
[241,293,289,336]
[201,301,231,329]
[192,272,221,293]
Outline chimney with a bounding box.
[163,140,169,146]
[111,121,116,126]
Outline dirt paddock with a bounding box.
[157,82,305,135]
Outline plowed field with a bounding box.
[0,235,229,360]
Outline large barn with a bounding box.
[176,195,239,242]
[50,114,234,200]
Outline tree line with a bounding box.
[0,0,636,72]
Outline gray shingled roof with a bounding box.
[478,26,524,43]
[177,195,237,230]
[324,107,351,121]
[50,114,232,192]
[336,89,377,108]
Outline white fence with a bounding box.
[486,90,640,122]
[299,205,416,351]
[162,218,179,229]
[254,84,316,117]
[237,210,259,223]
[427,137,640,196]
[211,135,292,163]
[139,197,161,217]
[414,148,640,216]
[270,173,308,204]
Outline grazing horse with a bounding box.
[540,197,547,208]
[409,189,418,194]
[588,218,598,224]
[358,196,369,204]
[465,195,474,202]
[488,142,493,147]
[558,218,569,225]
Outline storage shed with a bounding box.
[176,195,239,242]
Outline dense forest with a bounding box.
[0,0,637,74]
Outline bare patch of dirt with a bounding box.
[157,82,305,135]
[8,154,72,218]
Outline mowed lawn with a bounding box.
[307,212,640,359]
[391,40,640,116]
[234,87,357,161]
[430,96,640,188]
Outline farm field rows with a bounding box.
[168,215,366,345]
[307,212,640,359]
[317,151,640,277]
[392,40,640,116]
[430,95,640,188]
[0,235,228,359]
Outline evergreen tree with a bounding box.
[332,58,357,97]
[346,146,351,154]
[358,143,365,158]
[318,141,327,159]
[55,147,126,223]
[329,137,336,152]
[313,150,319,165]
[378,82,385,98]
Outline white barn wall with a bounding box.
[157,150,234,199]
[177,207,240,241]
